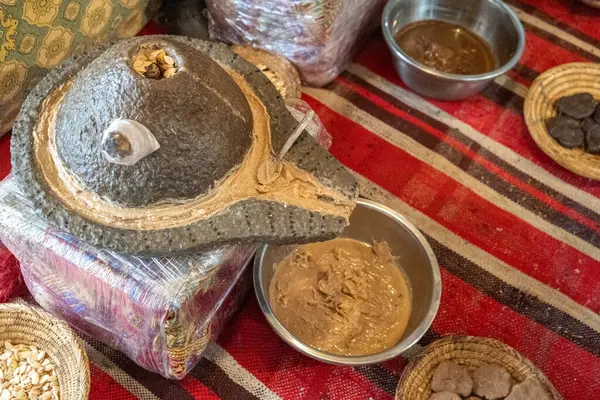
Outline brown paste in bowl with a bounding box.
[269,238,411,356]
[394,20,496,75]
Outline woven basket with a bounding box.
[0,303,90,400]
[396,336,562,400]
[232,45,302,101]
[577,0,600,8]
[524,62,600,180]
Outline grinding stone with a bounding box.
[11,36,359,256]
[55,38,253,207]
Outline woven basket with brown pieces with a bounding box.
[0,303,90,400]
[396,336,562,400]
[524,62,600,180]
[232,45,302,101]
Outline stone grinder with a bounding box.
[11,36,358,256]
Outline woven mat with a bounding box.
[1,1,600,398]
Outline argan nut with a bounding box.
[431,361,473,397]
[164,68,177,78]
[143,63,161,80]
[163,55,175,65]
[473,363,512,400]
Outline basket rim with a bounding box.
[0,302,90,400]
[395,335,562,400]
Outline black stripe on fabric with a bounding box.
[328,76,600,250]
[512,63,540,82]
[419,329,443,347]
[521,21,600,63]
[190,358,260,400]
[480,81,525,115]
[505,0,600,51]
[83,336,197,400]
[427,235,600,358]
[355,365,398,395]
[338,71,600,230]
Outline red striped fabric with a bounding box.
[1,1,599,398]
[305,95,600,310]
[354,37,600,197]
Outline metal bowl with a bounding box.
[253,199,441,365]
[382,0,525,100]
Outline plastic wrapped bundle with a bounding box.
[206,0,388,86]
[0,178,256,379]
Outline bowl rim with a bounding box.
[381,0,526,82]
[253,198,442,366]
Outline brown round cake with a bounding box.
[11,35,358,256]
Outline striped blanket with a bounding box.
[0,1,599,398]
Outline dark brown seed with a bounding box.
[144,63,162,79]
[102,131,132,158]
[554,93,596,119]
[585,122,600,153]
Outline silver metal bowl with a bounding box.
[382,0,525,100]
[253,199,441,365]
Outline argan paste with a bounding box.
[269,238,411,356]
[394,20,496,75]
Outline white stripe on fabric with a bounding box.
[346,63,600,215]
[204,343,282,400]
[352,173,600,334]
[511,6,600,59]
[304,87,600,262]
[84,343,161,400]
[493,74,529,98]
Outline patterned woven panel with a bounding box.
[0,0,160,134]
[2,1,600,397]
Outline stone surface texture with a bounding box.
[11,36,358,256]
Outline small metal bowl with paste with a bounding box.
[254,199,441,365]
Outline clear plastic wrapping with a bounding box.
[206,0,388,86]
[287,99,333,150]
[0,178,256,379]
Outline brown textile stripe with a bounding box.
[480,81,525,115]
[354,365,398,395]
[427,235,600,357]
[83,335,197,400]
[512,63,540,82]
[521,21,600,63]
[329,77,600,249]
[338,71,600,225]
[506,0,600,50]
[190,358,259,400]
[354,331,444,394]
